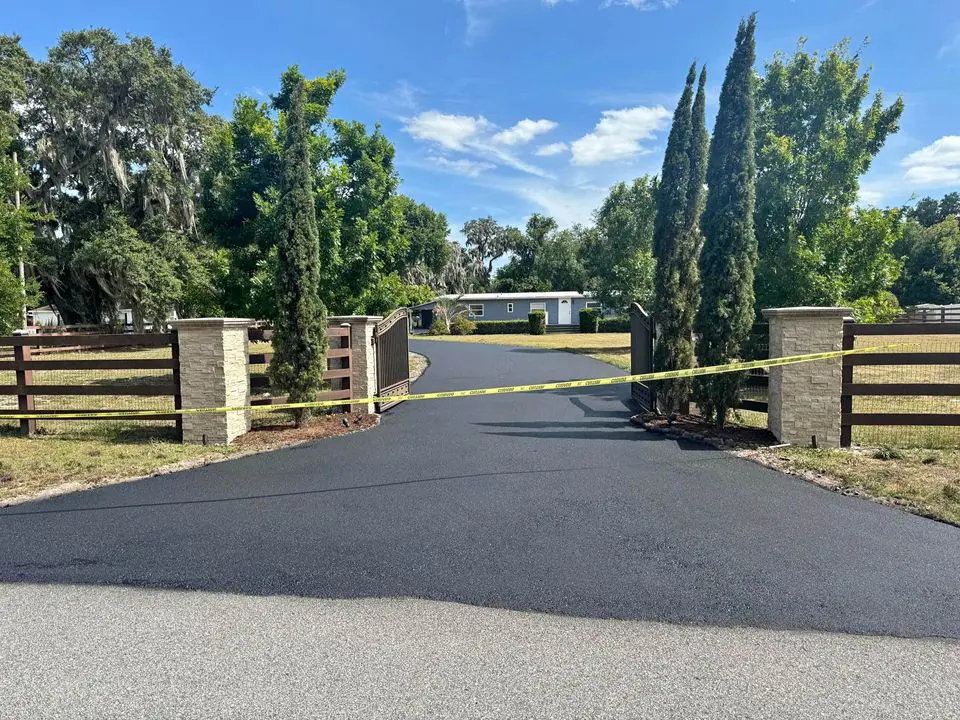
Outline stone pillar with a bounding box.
[761,307,852,449]
[329,315,382,414]
[170,318,253,445]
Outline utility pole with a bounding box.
[13,151,27,328]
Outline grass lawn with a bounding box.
[0,347,427,504]
[416,333,632,371]
[755,445,960,527]
[0,425,237,504]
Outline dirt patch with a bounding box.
[409,352,429,383]
[632,412,778,449]
[236,412,379,451]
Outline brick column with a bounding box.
[761,307,852,449]
[170,318,253,445]
[329,315,382,414]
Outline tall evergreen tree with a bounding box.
[684,65,709,278]
[269,67,327,427]
[694,15,758,427]
[652,64,695,412]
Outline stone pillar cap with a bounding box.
[170,317,254,329]
[761,306,853,318]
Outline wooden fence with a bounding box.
[0,333,182,437]
[248,324,353,413]
[841,322,960,447]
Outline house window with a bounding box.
[507,302,514,313]
[529,302,546,312]
[468,303,485,318]
[586,301,601,310]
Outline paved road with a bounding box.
[0,339,958,716]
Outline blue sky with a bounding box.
[4,0,960,236]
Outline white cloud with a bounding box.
[857,187,884,207]
[603,0,679,9]
[403,109,553,179]
[536,142,569,157]
[493,118,558,145]
[403,111,492,150]
[511,183,608,226]
[570,105,671,165]
[430,155,497,177]
[901,136,960,186]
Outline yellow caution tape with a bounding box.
[1,343,904,421]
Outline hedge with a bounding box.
[598,316,630,333]
[528,311,546,335]
[474,319,529,334]
[579,308,600,333]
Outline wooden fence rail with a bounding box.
[0,332,182,437]
[248,324,353,413]
[841,321,960,447]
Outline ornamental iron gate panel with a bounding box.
[629,303,656,412]
[376,308,411,412]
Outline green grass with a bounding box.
[764,445,960,526]
[0,425,237,503]
[416,332,632,371]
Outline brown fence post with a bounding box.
[840,321,854,447]
[12,330,36,436]
[170,329,183,442]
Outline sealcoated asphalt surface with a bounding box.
[0,338,957,717]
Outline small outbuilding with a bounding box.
[413,291,601,329]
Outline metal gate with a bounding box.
[630,303,656,412]
[375,308,411,411]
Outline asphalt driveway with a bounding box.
[1,339,959,638]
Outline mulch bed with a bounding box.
[631,412,778,449]
[236,412,379,451]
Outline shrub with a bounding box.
[851,291,902,324]
[528,311,546,335]
[598,316,630,332]
[474,320,529,334]
[579,308,600,333]
[872,443,904,461]
[450,313,477,336]
[427,319,448,335]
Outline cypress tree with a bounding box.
[270,67,327,427]
[693,15,758,427]
[683,65,709,294]
[652,63,695,413]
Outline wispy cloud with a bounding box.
[429,155,497,177]
[404,110,493,150]
[536,141,569,157]
[901,136,960,186]
[938,31,960,58]
[569,105,671,165]
[460,0,677,42]
[603,0,679,9]
[359,80,423,118]
[402,110,554,178]
[492,119,558,145]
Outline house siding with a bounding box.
[416,294,610,328]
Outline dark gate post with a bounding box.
[12,330,36,436]
[840,320,854,447]
[170,329,183,442]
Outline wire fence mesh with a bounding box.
[848,332,960,448]
[0,340,179,441]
